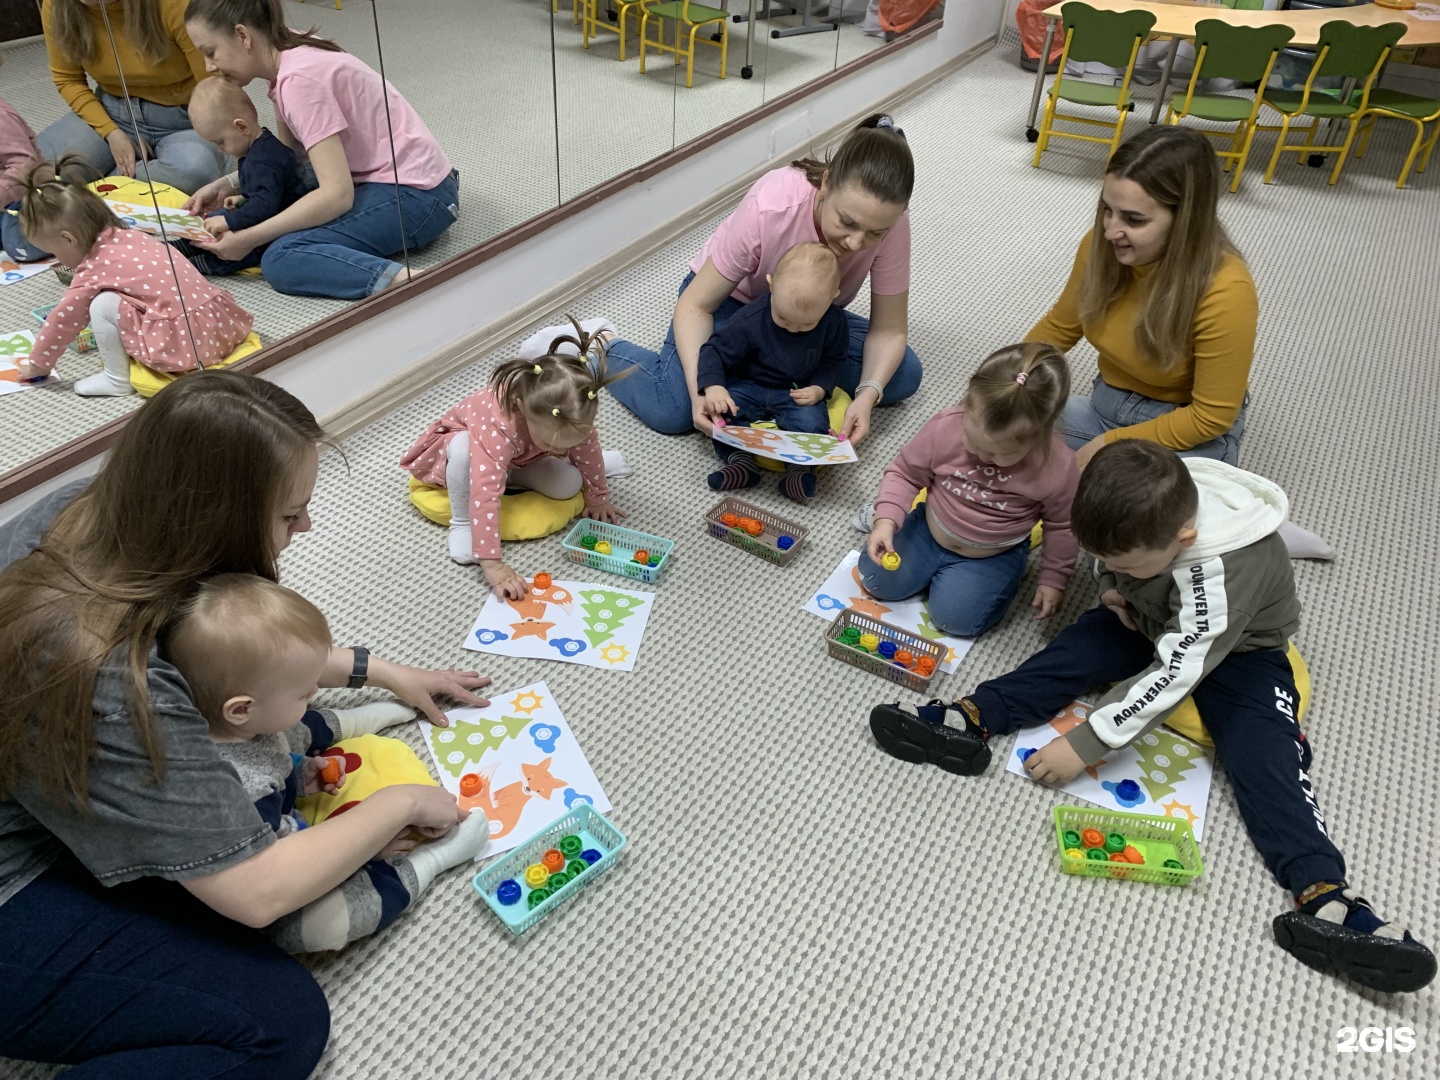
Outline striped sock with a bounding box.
[707,451,761,491]
[779,465,817,504]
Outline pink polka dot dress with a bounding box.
[26,226,255,375]
[400,386,609,561]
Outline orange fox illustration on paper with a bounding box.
[460,757,570,840]
[846,564,893,618]
[510,618,555,641]
[722,426,783,450]
[1050,702,1101,780]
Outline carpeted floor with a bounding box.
[3,28,1439,1080]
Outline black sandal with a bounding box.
[869,700,992,776]
[1273,890,1437,994]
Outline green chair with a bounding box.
[1167,20,1294,192]
[582,0,647,61]
[639,1,728,88]
[1352,89,1440,189]
[1258,19,1407,186]
[1032,2,1157,169]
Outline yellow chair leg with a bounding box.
[1395,118,1425,188]
[1354,114,1377,159]
[1231,122,1259,193]
[1328,117,1360,185]
[639,13,649,72]
[1110,106,1130,155]
[1032,97,1053,168]
[719,23,728,79]
[1263,114,1291,183]
[1416,121,1439,175]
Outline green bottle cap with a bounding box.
[559,835,583,857]
[1104,833,1126,854]
[1163,859,1185,870]
[1062,830,1081,849]
[567,859,586,875]
[1085,848,1107,861]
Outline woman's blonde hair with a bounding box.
[1078,126,1241,373]
[490,318,628,438]
[964,342,1071,460]
[19,157,124,254]
[47,0,171,67]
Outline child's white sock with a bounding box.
[74,369,134,397]
[330,702,415,740]
[406,810,491,893]
[1278,520,1336,561]
[444,432,479,565]
[602,449,632,479]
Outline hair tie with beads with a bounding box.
[533,364,543,375]
[1015,372,1029,386]
[587,390,596,400]
[552,407,561,417]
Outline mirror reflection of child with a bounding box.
[0,96,48,262]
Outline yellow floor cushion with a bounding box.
[752,388,853,473]
[1166,641,1311,747]
[89,176,191,207]
[294,734,437,827]
[129,330,263,397]
[408,475,586,541]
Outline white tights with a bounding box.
[74,292,135,397]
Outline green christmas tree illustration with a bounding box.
[430,713,528,779]
[915,603,946,642]
[0,333,33,359]
[1133,730,1199,802]
[789,432,838,458]
[579,589,641,648]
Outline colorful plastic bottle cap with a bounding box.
[580,848,602,865]
[877,641,898,660]
[319,758,341,785]
[1163,859,1185,870]
[549,874,566,891]
[594,541,612,555]
[776,535,795,550]
[894,650,914,667]
[633,549,649,565]
[720,513,739,528]
[858,633,880,651]
[1115,779,1141,802]
[839,627,861,644]
[1122,845,1145,865]
[1063,848,1085,860]
[459,773,482,798]
[1085,848,1108,861]
[567,859,587,876]
[880,552,901,571]
[1080,828,1105,849]
[1062,830,1081,849]
[915,656,937,676]
[1104,833,1127,854]
[524,864,549,888]
[1108,852,1129,863]
[541,848,566,873]
[558,834,583,858]
[1018,747,1037,764]
[497,879,522,906]
[744,520,764,536]
[533,572,552,590]
[581,536,597,550]
[527,890,545,909]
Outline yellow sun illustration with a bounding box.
[509,690,545,715]
[944,648,957,665]
[1161,799,1198,825]
[599,643,631,666]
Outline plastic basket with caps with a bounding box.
[703,496,808,567]
[1052,805,1203,886]
[824,608,946,694]
[560,520,673,584]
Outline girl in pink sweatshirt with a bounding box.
[858,342,1079,638]
[13,159,253,397]
[401,321,629,600]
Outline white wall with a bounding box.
[0,3,1005,525]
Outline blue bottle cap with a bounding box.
[776,535,794,550]
[1116,779,1141,801]
[580,848,602,865]
[496,879,522,906]
[877,641,897,659]
[1018,747,1037,763]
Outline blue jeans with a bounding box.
[37,90,226,196]
[712,379,831,462]
[2,200,50,262]
[0,859,330,1080]
[260,169,460,299]
[1061,375,1248,465]
[607,271,924,434]
[856,505,1031,638]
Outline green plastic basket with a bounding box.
[1052,805,1203,886]
[560,520,673,584]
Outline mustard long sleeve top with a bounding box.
[1026,232,1258,451]
[43,0,208,140]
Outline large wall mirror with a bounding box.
[0,0,942,491]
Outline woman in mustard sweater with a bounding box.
[1027,126,1331,559]
[38,0,225,195]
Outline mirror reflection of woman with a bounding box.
[39,0,227,193]
[181,0,459,301]
[605,114,922,445]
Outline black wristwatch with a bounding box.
[347,646,370,689]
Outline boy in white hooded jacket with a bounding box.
[869,440,1435,994]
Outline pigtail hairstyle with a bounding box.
[791,113,914,206]
[18,157,125,257]
[964,342,1071,462]
[1078,126,1240,373]
[48,0,171,67]
[490,316,630,438]
[183,0,343,52]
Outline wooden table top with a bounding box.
[1041,0,1440,47]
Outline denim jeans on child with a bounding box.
[607,271,925,434]
[259,169,460,299]
[2,201,50,263]
[37,91,226,197]
[856,505,1031,638]
[1061,375,1249,465]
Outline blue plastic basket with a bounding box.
[560,519,673,584]
[473,804,628,934]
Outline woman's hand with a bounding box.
[691,396,716,437]
[1075,434,1107,470]
[866,517,899,564]
[481,559,528,602]
[366,656,492,726]
[105,129,149,178]
[840,387,879,444]
[1032,585,1064,620]
[184,175,238,216]
[584,501,628,525]
[200,228,258,263]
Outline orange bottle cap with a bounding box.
[534,572,551,590]
[1080,828,1105,849]
[541,849,566,873]
[459,773,482,797]
[319,759,340,784]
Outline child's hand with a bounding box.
[222,195,245,211]
[14,360,46,383]
[1031,585,1063,620]
[1099,589,1138,631]
[789,385,825,407]
[302,754,346,796]
[1024,737,1086,785]
[204,215,230,238]
[481,560,528,601]
[865,518,899,564]
[584,501,628,525]
[701,385,737,419]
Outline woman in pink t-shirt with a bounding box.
[180,0,458,300]
[607,114,921,443]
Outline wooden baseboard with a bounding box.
[320,34,995,441]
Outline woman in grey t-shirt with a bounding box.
[0,371,491,1078]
